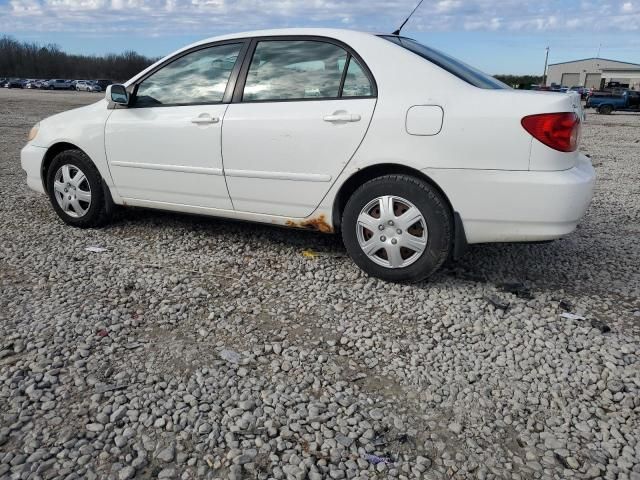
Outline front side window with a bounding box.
[134,43,243,107]
[243,40,359,101]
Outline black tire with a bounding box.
[341,174,452,283]
[598,104,613,115]
[46,149,112,228]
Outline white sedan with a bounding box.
[75,81,102,92]
[21,29,595,282]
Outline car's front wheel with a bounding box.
[342,174,452,283]
[46,149,111,228]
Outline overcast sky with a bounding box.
[1,0,639,74]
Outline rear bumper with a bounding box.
[425,154,595,244]
[21,143,47,194]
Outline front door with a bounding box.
[105,42,245,209]
[222,38,377,218]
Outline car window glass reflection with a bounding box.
[135,43,242,107]
[243,41,348,101]
[342,58,372,97]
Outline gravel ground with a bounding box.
[1,88,639,480]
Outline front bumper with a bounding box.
[21,143,47,194]
[425,154,596,244]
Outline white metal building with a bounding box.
[546,58,640,89]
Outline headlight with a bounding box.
[27,122,39,142]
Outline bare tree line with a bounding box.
[0,36,157,81]
[0,35,543,87]
[494,74,543,88]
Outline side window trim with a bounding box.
[127,39,251,108]
[231,38,258,103]
[231,35,377,104]
[337,54,352,98]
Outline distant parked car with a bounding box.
[569,86,589,100]
[94,79,113,90]
[531,85,551,91]
[23,79,39,89]
[47,79,73,90]
[88,81,103,92]
[4,78,24,88]
[76,80,102,92]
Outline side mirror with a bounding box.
[107,84,129,106]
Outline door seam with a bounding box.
[309,98,379,217]
[219,103,235,210]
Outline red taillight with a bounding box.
[521,112,580,152]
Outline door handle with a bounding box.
[323,113,361,123]
[191,114,220,125]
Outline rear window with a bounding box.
[380,35,508,90]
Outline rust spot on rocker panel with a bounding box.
[285,214,333,233]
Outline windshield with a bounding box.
[380,35,509,90]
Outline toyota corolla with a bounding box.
[21,29,595,282]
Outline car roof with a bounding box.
[185,28,379,50]
[127,29,393,87]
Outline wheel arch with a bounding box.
[41,142,88,194]
[598,103,614,114]
[332,163,468,259]
[332,164,452,227]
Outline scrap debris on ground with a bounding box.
[0,89,639,480]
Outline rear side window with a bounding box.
[342,58,373,97]
[134,43,243,107]
[243,40,346,101]
[242,40,374,101]
[380,35,508,90]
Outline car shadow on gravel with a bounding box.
[106,205,602,294]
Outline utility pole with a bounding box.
[596,43,602,58]
[542,46,550,86]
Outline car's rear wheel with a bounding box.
[342,174,452,283]
[46,149,111,228]
[598,105,613,115]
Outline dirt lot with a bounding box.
[0,88,639,480]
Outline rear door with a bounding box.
[222,38,377,218]
[105,41,246,209]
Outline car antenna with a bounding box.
[392,0,426,35]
